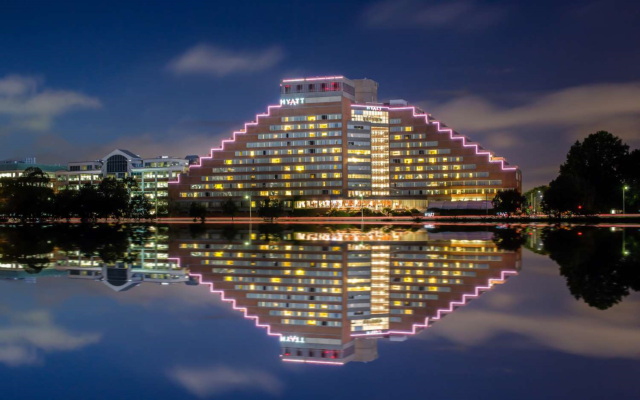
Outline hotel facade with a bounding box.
[169,76,521,212]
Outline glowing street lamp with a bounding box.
[359,194,364,224]
[245,194,252,220]
[622,185,629,214]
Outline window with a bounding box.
[106,155,128,173]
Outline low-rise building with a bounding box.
[56,149,189,215]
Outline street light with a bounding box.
[244,194,252,220]
[359,194,364,225]
[244,194,253,245]
[623,185,629,214]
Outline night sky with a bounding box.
[1,0,639,189]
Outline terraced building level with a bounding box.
[169,76,521,212]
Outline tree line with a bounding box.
[542,131,639,215]
[494,130,639,217]
[0,167,153,223]
[0,224,152,273]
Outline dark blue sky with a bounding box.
[1,0,639,188]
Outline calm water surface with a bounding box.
[0,224,639,400]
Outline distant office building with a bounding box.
[0,157,64,180]
[169,76,521,212]
[56,149,190,214]
[170,227,520,364]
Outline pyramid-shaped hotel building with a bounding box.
[169,76,520,211]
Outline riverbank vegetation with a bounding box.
[0,167,154,223]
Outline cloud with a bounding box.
[362,0,507,30]
[426,303,640,359]
[419,81,640,188]
[0,74,101,132]
[168,44,284,77]
[426,82,640,136]
[27,114,244,164]
[0,310,101,366]
[168,365,283,398]
[25,130,215,165]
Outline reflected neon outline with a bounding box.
[172,258,517,359]
[350,270,518,337]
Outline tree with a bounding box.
[189,202,207,223]
[543,227,640,310]
[543,174,588,216]
[53,189,79,221]
[492,189,525,216]
[492,227,526,251]
[622,149,640,213]
[97,178,129,220]
[76,184,101,222]
[258,198,284,223]
[221,198,239,220]
[0,167,54,222]
[0,226,54,271]
[129,194,153,220]
[545,131,629,214]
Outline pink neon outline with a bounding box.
[281,76,345,83]
[168,104,283,186]
[169,99,518,190]
[350,270,518,337]
[281,358,345,366]
[351,104,518,171]
[168,257,282,338]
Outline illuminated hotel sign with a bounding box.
[280,335,305,343]
[366,106,382,111]
[280,98,305,106]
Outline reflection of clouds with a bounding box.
[425,296,640,359]
[0,310,101,367]
[483,292,517,309]
[168,365,283,398]
[23,277,226,311]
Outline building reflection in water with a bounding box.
[0,226,195,291]
[0,225,521,364]
[170,226,521,365]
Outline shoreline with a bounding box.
[1,214,639,226]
